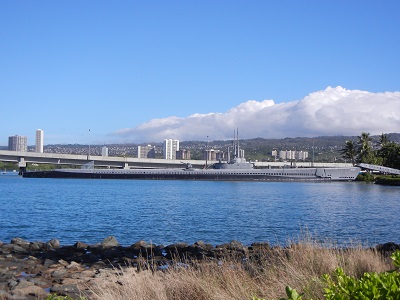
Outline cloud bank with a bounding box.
[113,86,400,142]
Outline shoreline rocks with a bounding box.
[0,236,399,299]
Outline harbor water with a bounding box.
[0,174,399,247]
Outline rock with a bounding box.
[131,240,149,249]
[194,240,213,251]
[165,242,188,252]
[29,241,44,250]
[376,242,400,254]
[74,241,89,249]
[11,279,35,290]
[251,242,271,249]
[47,238,61,249]
[9,244,28,254]
[164,243,189,259]
[101,236,120,248]
[70,269,96,279]
[0,240,3,247]
[183,245,209,259]
[58,259,69,267]
[12,285,49,298]
[0,290,11,298]
[50,283,80,294]
[43,259,56,268]
[130,241,159,257]
[27,277,48,287]
[8,280,19,289]
[52,268,67,278]
[228,240,246,251]
[11,238,29,246]
[66,261,83,270]
[81,252,100,263]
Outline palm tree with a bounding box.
[379,133,390,148]
[357,132,373,163]
[341,140,357,165]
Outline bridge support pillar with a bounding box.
[18,158,27,175]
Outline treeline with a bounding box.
[341,132,400,169]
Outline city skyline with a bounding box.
[1,1,399,146]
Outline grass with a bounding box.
[83,237,395,300]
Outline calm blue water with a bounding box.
[0,174,399,247]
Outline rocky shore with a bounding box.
[1,236,399,300]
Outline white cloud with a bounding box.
[113,86,400,142]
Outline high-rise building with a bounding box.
[35,129,44,153]
[137,145,155,159]
[163,139,179,160]
[8,135,27,152]
[102,146,109,157]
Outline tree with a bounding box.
[378,133,390,148]
[357,132,374,163]
[340,140,357,165]
[377,142,400,169]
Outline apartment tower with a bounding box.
[163,139,179,160]
[8,135,28,152]
[35,129,44,153]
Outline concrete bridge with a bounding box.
[0,150,354,172]
[358,163,400,175]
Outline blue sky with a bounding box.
[1,0,399,145]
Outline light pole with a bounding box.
[205,136,209,168]
[88,129,91,160]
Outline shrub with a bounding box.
[279,250,400,300]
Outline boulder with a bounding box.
[29,242,44,251]
[194,240,213,251]
[46,238,61,249]
[165,242,188,252]
[74,241,89,250]
[11,238,29,246]
[51,268,67,278]
[7,244,28,254]
[11,285,49,298]
[130,241,160,256]
[50,283,80,295]
[10,279,35,290]
[228,240,246,251]
[131,240,149,249]
[101,236,120,248]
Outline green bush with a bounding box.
[356,172,375,182]
[278,250,400,300]
[323,267,400,300]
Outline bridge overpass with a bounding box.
[358,163,400,175]
[0,150,354,171]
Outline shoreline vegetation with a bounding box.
[0,236,399,299]
[356,173,400,186]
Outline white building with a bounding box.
[8,135,27,152]
[137,145,155,159]
[102,146,109,157]
[279,150,309,161]
[296,150,309,161]
[35,129,44,153]
[164,139,179,160]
